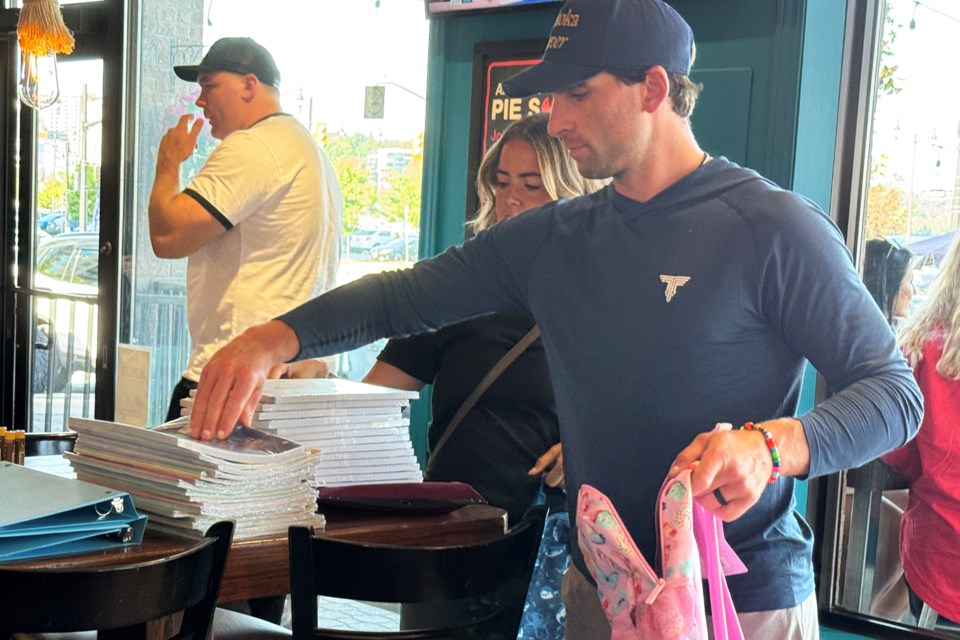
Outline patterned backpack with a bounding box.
[577,465,747,639]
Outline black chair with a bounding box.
[0,520,234,640]
[25,431,77,457]
[288,505,547,640]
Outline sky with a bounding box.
[202,0,430,140]
[870,0,960,196]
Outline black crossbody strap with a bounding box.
[429,325,541,461]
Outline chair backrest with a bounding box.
[289,505,547,640]
[25,430,78,457]
[0,520,234,639]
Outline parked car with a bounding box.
[32,232,99,392]
[37,211,77,236]
[347,229,399,259]
[35,231,99,292]
[370,235,419,262]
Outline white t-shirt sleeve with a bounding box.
[184,130,283,228]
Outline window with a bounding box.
[128,0,428,425]
[818,1,960,636]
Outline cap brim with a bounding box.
[173,65,203,82]
[503,60,604,97]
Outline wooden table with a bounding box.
[9,503,508,603]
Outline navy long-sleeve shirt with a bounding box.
[281,157,922,611]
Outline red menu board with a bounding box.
[481,59,552,156]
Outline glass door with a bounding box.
[1,0,122,434]
[26,59,103,431]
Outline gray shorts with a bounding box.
[561,565,820,639]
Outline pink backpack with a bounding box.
[577,463,747,639]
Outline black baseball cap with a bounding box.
[504,0,694,97]
[174,37,281,88]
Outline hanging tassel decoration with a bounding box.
[17,0,74,57]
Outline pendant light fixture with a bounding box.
[16,0,75,110]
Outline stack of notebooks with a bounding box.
[184,378,424,487]
[65,417,323,540]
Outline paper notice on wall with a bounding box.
[115,344,151,427]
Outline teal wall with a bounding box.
[792,0,849,520]
[794,0,846,212]
[681,0,804,188]
[822,630,875,640]
[418,2,876,638]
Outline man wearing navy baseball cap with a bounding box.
[186,5,920,638]
[500,1,918,637]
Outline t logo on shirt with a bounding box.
[659,275,691,303]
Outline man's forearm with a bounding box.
[802,370,923,478]
[151,114,204,252]
[148,155,182,250]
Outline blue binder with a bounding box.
[0,461,147,562]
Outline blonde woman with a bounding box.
[364,112,602,638]
[883,233,960,626]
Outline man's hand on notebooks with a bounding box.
[529,443,565,490]
[668,418,810,521]
[190,320,301,441]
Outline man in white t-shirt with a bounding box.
[149,37,342,424]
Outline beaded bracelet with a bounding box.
[740,422,781,483]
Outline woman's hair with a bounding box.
[862,238,913,324]
[900,234,960,379]
[470,112,604,234]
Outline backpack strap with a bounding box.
[693,422,748,640]
[693,501,746,640]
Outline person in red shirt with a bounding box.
[884,234,960,626]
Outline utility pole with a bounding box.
[79,84,88,232]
